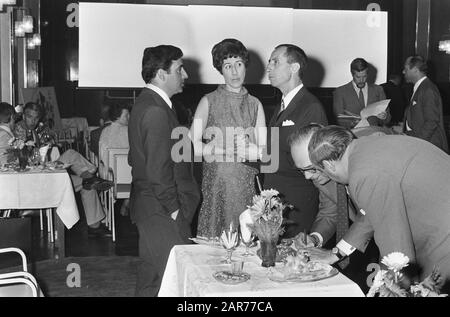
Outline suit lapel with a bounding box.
[344,82,361,112]
[274,88,306,126]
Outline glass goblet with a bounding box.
[240,232,256,257]
[220,228,238,264]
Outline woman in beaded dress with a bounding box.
[190,39,267,239]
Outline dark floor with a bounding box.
[0,195,139,270]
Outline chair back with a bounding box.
[107,148,131,199]
[0,247,41,297]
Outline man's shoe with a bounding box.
[82,177,113,191]
[88,225,112,237]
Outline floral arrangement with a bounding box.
[247,189,292,242]
[6,137,36,166]
[367,252,448,297]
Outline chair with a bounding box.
[106,148,131,242]
[0,247,41,297]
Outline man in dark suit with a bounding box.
[380,74,407,125]
[402,55,448,153]
[333,58,388,128]
[128,45,200,297]
[264,44,328,238]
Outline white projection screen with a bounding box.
[79,3,387,88]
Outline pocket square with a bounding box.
[282,120,295,126]
[412,101,417,106]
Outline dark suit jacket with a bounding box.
[264,86,328,238]
[333,82,386,128]
[128,88,200,239]
[380,81,407,125]
[403,77,448,153]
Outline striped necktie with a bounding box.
[277,99,285,120]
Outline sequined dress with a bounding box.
[196,85,260,238]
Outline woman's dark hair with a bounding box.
[141,45,183,84]
[109,101,131,121]
[212,38,249,74]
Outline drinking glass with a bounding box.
[220,226,238,264]
[240,231,256,257]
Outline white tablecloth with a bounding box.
[158,244,365,297]
[0,169,80,229]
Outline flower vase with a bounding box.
[260,239,277,267]
[17,149,29,171]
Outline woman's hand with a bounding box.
[235,135,260,161]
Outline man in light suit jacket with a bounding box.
[333,58,388,128]
[307,125,450,290]
[264,44,328,238]
[288,124,392,249]
[402,55,448,153]
[128,45,200,297]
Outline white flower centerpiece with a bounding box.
[367,252,448,297]
[6,137,36,170]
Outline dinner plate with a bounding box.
[267,263,338,283]
[213,271,250,285]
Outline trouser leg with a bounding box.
[80,188,105,226]
[58,149,96,176]
[134,213,183,297]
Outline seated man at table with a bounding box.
[0,102,16,166]
[14,102,111,235]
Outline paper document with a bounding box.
[354,99,391,128]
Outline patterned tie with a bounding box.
[277,99,285,120]
[358,88,365,109]
[336,183,350,268]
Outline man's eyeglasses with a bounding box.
[298,165,318,174]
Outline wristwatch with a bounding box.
[331,247,346,261]
[309,234,320,247]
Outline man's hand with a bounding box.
[376,111,387,120]
[307,248,340,265]
[292,232,317,248]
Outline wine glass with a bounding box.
[240,231,256,257]
[220,225,239,264]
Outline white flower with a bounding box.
[260,189,279,199]
[367,269,387,297]
[381,252,410,272]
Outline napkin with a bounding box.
[39,145,50,162]
[239,209,254,242]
